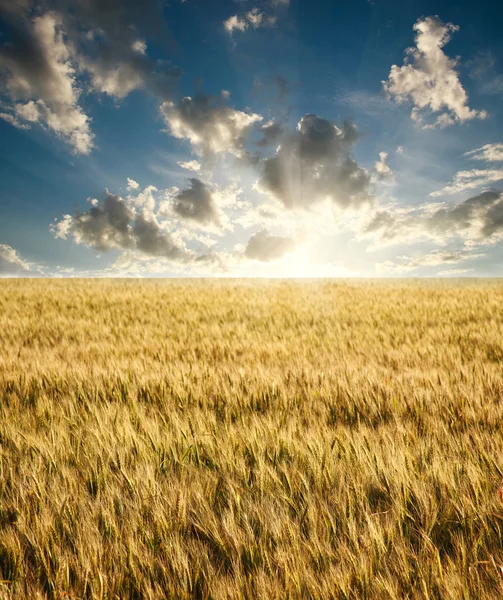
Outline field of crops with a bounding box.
[1,279,503,599]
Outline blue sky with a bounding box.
[1,0,503,277]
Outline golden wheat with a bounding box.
[1,279,503,599]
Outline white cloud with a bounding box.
[0,243,44,276]
[0,111,30,129]
[133,185,157,211]
[0,243,30,275]
[51,214,73,239]
[126,178,140,191]
[383,16,486,128]
[131,40,147,55]
[430,168,503,196]
[224,6,278,37]
[437,268,474,275]
[177,160,201,172]
[376,249,485,274]
[224,15,248,34]
[160,93,262,160]
[432,142,503,196]
[83,60,145,99]
[464,143,503,163]
[0,13,94,153]
[375,151,393,180]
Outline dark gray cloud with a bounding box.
[365,190,503,245]
[172,178,222,228]
[133,212,188,259]
[51,190,192,261]
[0,12,94,153]
[62,0,181,100]
[257,114,371,209]
[70,191,134,252]
[244,229,296,261]
[255,120,285,147]
[428,190,502,237]
[0,0,181,151]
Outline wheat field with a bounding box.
[1,279,503,599]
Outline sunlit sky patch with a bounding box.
[1,0,503,277]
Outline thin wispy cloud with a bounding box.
[432,143,503,196]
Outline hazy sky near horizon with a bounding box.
[1,0,503,277]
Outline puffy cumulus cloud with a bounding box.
[224,7,277,36]
[126,178,139,191]
[464,143,503,163]
[0,12,94,153]
[171,178,225,230]
[0,110,30,129]
[51,190,192,261]
[376,249,485,274]
[224,15,248,34]
[82,59,144,99]
[133,211,188,260]
[132,184,157,210]
[53,191,135,252]
[383,17,486,128]
[177,159,201,172]
[363,190,503,246]
[244,229,296,261]
[374,151,393,180]
[51,177,247,266]
[159,179,241,234]
[256,114,371,210]
[0,0,182,150]
[0,243,31,275]
[76,38,180,101]
[160,93,262,160]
